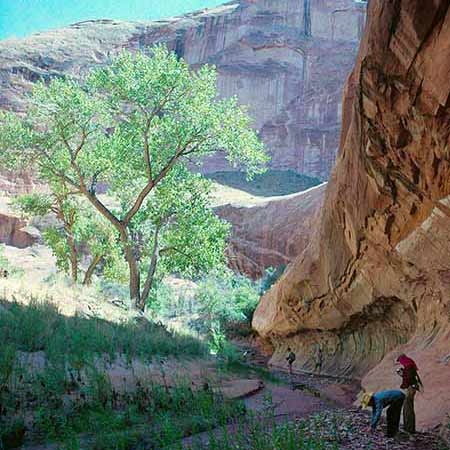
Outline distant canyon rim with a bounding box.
[0,0,366,181]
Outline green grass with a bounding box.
[1,299,237,449]
[206,170,322,197]
[0,299,345,450]
[0,299,205,366]
[185,408,345,450]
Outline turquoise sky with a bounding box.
[0,0,225,40]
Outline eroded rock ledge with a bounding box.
[253,0,450,429]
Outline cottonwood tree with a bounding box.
[127,167,230,306]
[14,189,117,285]
[0,45,268,309]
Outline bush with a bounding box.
[191,271,261,337]
[149,271,261,339]
[147,281,186,319]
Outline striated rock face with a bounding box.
[253,0,450,429]
[0,0,365,180]
[216,183,326,279]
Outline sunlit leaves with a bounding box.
[0,45,269,303]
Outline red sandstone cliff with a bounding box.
[253,0,450,430]
[0,0,365,180]
[215,183,326,278]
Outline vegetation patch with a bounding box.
[0,299,245,449]
[151,271,261,343]
[206,170,322,197]
[185,405,349,450]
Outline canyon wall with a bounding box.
[0,212,37,249]
[215,183,326,278]
[253,0,450,430]
[0,0,365,180]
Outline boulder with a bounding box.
[0,212,37,248]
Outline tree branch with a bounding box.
[70,159,123,230]
[122,180,155,226]
[159,246,193,260]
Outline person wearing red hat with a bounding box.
[396,354,423,433]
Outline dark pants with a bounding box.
[386,397,404,437]
[403,387,416,433]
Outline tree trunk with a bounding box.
[119,228,141,309]
[67,234,78,283]
[140,227,160,308]
[75,181,143,308]
[83,254,102,286]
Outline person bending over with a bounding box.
[361,390,405,437]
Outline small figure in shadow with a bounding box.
[286,347,296,376]
[314,345,323,374]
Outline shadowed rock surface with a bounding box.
[0,200,38,249]
[253,0,450,430]
[0,0,365,180]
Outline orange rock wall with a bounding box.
[253,0,450,429]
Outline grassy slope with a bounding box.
[206,170,322,198]
[0,299,246,449]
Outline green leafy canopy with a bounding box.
[0,45,269,307]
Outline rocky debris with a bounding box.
[253,0,450,431]
[297,409,446,450]
[215,183,326,278]
[0,0,365,180]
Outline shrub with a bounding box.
[191,271,261,337]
